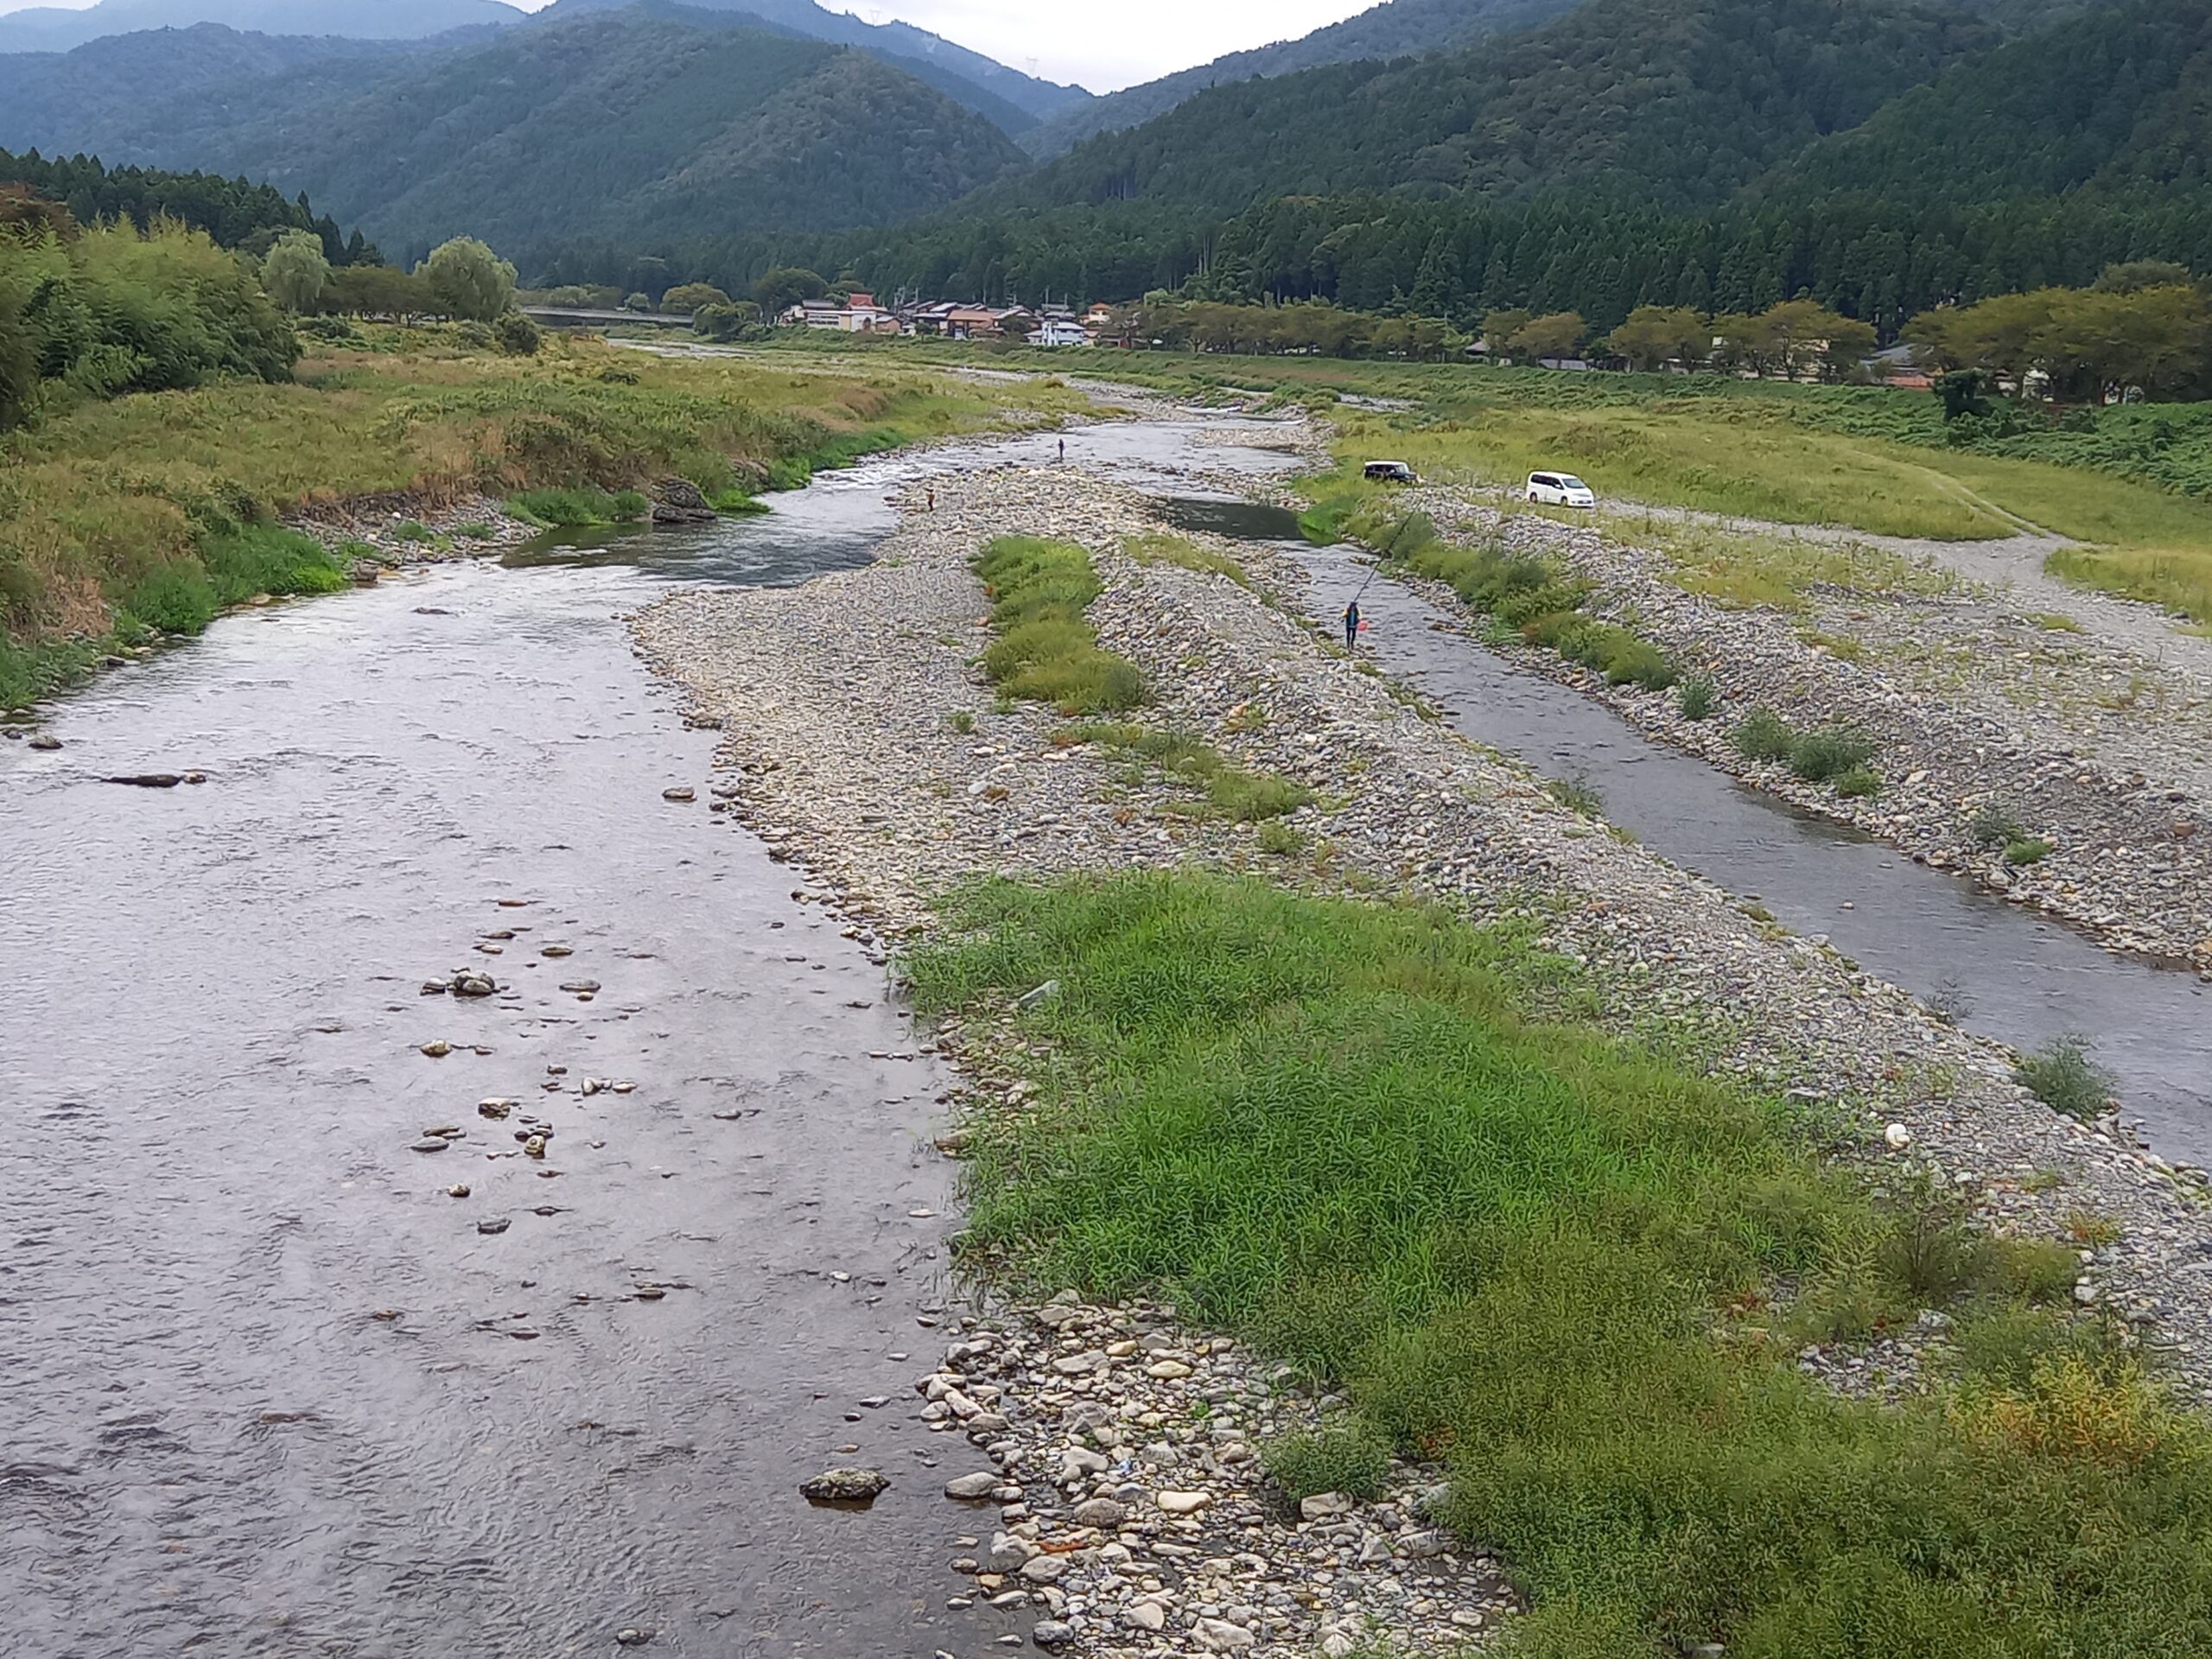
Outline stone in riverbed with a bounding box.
[1157,1490,1211,1516]
[420,1040,452,1058]
[1299,1491,1356,1520]
[27,734,61,750]
[1072,1497,1127,1529]
[800,1467,888,1503]
[449,969,498,997]
[410,1138,450,1153]
[103,773,183,788]
[944,1471,1001,1499]
[1029,1621,1073,1649]
[478,1217,510,1235]
[663,786,696,803]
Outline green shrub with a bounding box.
[1971,802,2027,847]
[1834,765,1884,798]
[1264,1421,1393,1503]
[2005,836,2055,866]
[494,309,542,355]
[946,710,976,734]
[1599,634,1675,690]
[1678,675,1717,721]
[2014,1035,2116,1119]
[1546,775,1605,816]
[1257,818,1306,857]
[1734,708,1796,762]
[1787,727,1877,783]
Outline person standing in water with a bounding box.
[1343,598,1361,652]
[1058,437,1066,463]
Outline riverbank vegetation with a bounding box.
[1,333,1084,708]
[912,872,2212,1659]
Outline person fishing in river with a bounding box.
[1343,597,1362,652]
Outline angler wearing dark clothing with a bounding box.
[1343,599,1361,651]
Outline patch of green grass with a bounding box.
[974,537,1146,715]
[2005,836,2055,867]
[1787,727,1878,785]
[391,519,438,543]
[1545,775,1605,817]
[909,874,2212,1659]
[1834,766,1884,800]
[1256,818,1306,857]
[505,486,651,529]
[1264,1419,1393,1503]
[1677,675,1717,721]
[1971,802,2028,848]
[2015,1035,2117,1119]
[1733,708,1796,763]
[1127,532,1249,586]
[1071,720,1310,822]
[945,710,976,734]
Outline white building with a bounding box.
[1033,320,1091,347]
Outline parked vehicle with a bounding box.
[1526,471,1596,507]
[1363,461,1419,483]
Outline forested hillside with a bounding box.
[989,0,1999,216]
[1018,0,1580,159]
[0,10,1028,259]
[1772,0,2212,205]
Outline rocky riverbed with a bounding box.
[634,448,2212,1656]
[1363,482,2212,976]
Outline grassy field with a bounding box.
[752,333,2212,620]
[913,872,2212,1659]
[0,328,1084,708]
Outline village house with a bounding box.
[785,291,903,334]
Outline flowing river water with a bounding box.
[0,419,1300,1659]
[5,414,2209,1657]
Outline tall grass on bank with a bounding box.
[1356,507,1676,691]
[0,328,1087,707]
[912,874,2212,1659]
[973,537,1145,714]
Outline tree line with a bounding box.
[0,149,380,269]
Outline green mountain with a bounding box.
[0,9,1028,252]
[1018,0,1581,159]
[986,0,2002,219]
[0,0,518,54]
[1770,0,2212,205]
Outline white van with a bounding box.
[1527,472,1596,508]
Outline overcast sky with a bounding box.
[0,0,1383,91]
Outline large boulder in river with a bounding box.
[652,477,715,524]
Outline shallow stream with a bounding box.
[0,419,1300,1658]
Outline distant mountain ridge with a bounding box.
[0,0,519,52]
[0,8,1028,251]
[0,0,1093,124]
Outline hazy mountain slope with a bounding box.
[1020,0,1581,160]
[0,10,1027,249]
[531,0,1044,134]
[1771,0,2212,204]
[984,0,2000,219]
[0,26,409,154]
[0,0,518,53]
[533,0,1092,120]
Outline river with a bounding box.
[6,413,2208,1657]
[0,421,1301,1658]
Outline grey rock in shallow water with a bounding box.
[449,969,498,997]
[103,773,182,788]
[943,1471,1001,1499]
[477,1217,510,1235]
[27,734,60,750]
[800,1466,887,1503]
[1030,1621,1073,1649]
